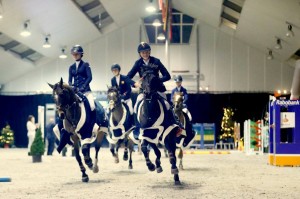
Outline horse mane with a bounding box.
[107,86,118,93]
[53,81,78,104]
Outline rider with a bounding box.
[171,75,192,121]
[68,45,95,111]
[127,42,183,131]
[111,63,135,120]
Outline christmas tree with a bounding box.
[0,124,14,148]
[30,127,45,156]
[220,107,235,142]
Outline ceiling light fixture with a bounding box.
[152,19,162,26]
[20,20,31,37]
[286,22,294,37]
[267,49,274,60]
[145,0,156,13]
[59,48,67,59]
[42,34,51,48]
[274,38,282,49]
[157,33,165,40]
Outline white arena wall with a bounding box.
[2,20,294,94]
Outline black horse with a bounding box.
[172,92,196,170]
[48,78,108,182]
[107,86,136,169]
[135,69,181,185]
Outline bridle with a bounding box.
[108,88,121,111]
[141,71,158,100]
[54,85,79,128]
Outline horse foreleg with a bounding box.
[128,140,134,169]
[178,148,183,170]
[93,131,105,173]
[110,143,118,163]
[141,140,155,171]
[123,137,129,161]
[149,142,163,173]
[73,139,89,182]
[82,144,93,170]
[165,131,181,185]
[164,146,169,158]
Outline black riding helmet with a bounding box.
[111,63,121,71]
[71,45,84,55]
[174,75,183,82]
[137,42,151,53]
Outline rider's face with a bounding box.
[176,82,182,87]
[139,50,150,61]
[72,53,82,61]
[111,69,120,76]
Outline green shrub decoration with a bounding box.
[30,127,45,156]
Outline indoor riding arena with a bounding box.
[1,1,300,199]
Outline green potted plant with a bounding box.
[30,127,45,163]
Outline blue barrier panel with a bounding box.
[269,100,300,166]
[192,123,215,149]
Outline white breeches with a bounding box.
[27,134,35,152]
[123,98,133,115]
[85,92,95,111]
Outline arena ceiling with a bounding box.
[0,0,299,85]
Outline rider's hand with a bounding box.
[134,81,141,88]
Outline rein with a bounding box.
[58,99,78,129]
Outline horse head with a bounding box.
[107,86,121,111]
[173,92,184,112]
[48,78,77,119]
[141,68,160,99]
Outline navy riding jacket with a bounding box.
[127,56,170,92]
[68,60,92,93]
[111,75,135,100]
[170,86,188,105]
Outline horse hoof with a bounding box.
[156,166,163,173]
[171,168,179,174]
[93,166,99,173]
[147,162,156,172]
[174,181,181,186]
[82,176,89,183]
[179,165,184,170]
[128,165,133,169]
[115,158,119,163]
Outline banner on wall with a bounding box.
[280,112,295,128]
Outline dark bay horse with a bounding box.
[172,92,196,170]
[48,78,108,182]
[107,86,135,169]
[136,69,181,185]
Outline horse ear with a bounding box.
[60,78,63,87]
[48,83,54,89]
